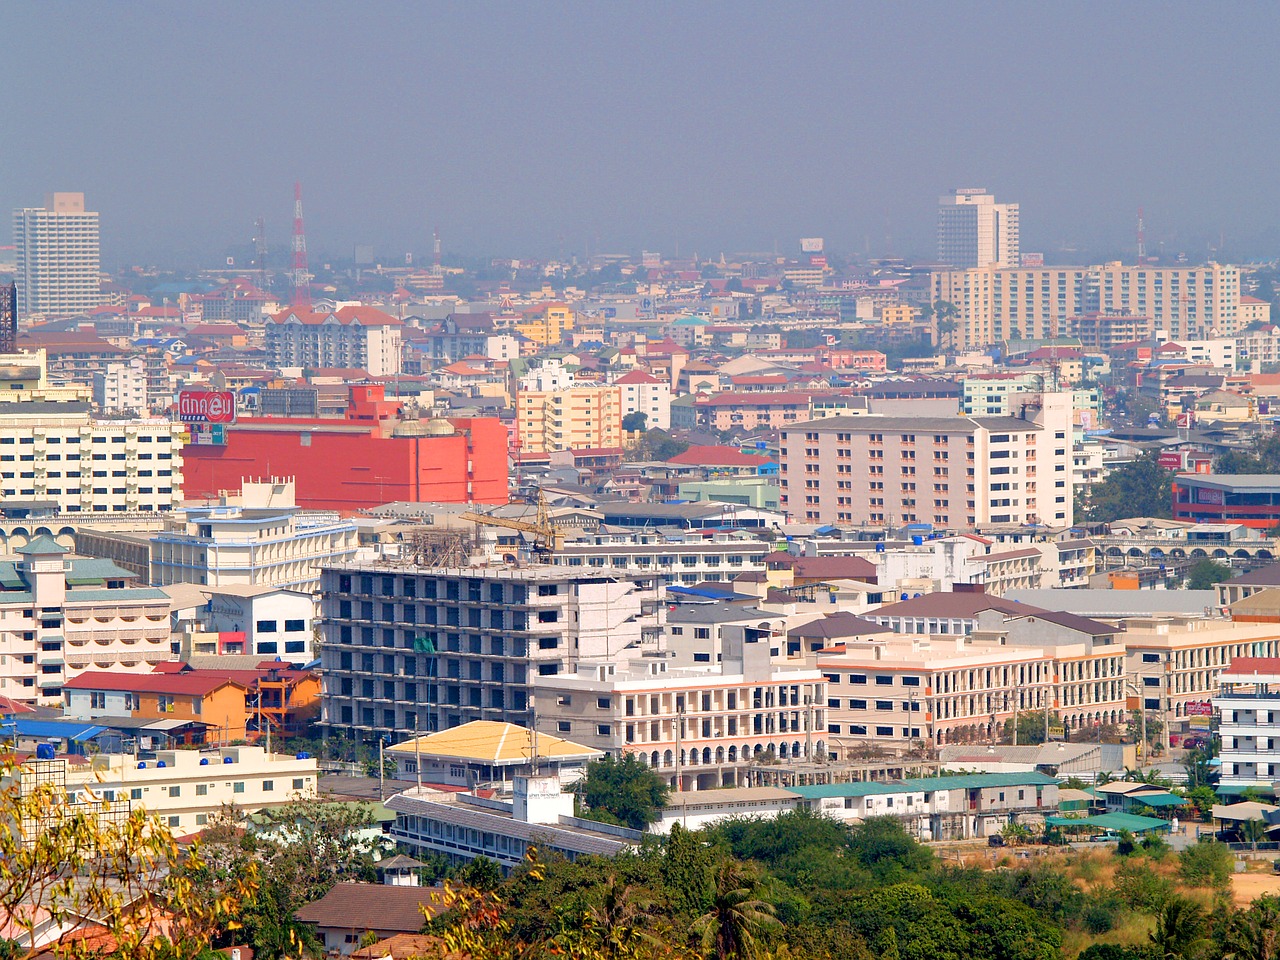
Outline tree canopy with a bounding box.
[1084,453,1175,523]
[578,754,671,830]
[1186,559,1233,591]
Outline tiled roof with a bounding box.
[870,591,1039,619]
[62,671,247,695]
[666,445,772,467]
[294,882,441,932]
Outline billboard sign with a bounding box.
[1157,452,1183,470]
[1184,700,1214,717]
[178,390,235,424]
[1196,486,1225,505]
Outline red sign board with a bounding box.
[1184,700,1214,717]
[178,390,235,424]
[1157,452,1183,470]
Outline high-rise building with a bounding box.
[13,193,102,318]
[0,283,17,354]
[937,188,1020,269]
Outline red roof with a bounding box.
[698,391,813,406]
[62,671,247,696]
[614,370,662,385]
[667,445,773,467]
[271,306,402,327]
[1222,657,1280,676]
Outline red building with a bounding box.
[183,385,508,510]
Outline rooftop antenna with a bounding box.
[1137,207,1146,263]
[432,223,442,279]
[291,182,311,309]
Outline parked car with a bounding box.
[1182,736,1209,750]
[1090,832,1122,843]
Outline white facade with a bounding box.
[265,307,404,376]
[937,188,1019,269]
[1213,658,1280,793]
[1173,338,1237,370]
[534,637,827,792]
[0,539,173,706]
[13,193,101,318]
[149,478,359,594]
[59,746,318,835]
[204,586,315,662]
[615,372,672,430]
[93,359,149,414]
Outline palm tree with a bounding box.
[691,861,780,960]
[1150,897,1209,960]
[1224,896,1280,960]
[587,874,658,960]
[1240,816,1270,854]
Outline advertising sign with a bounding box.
[178,390,236,424]
[1196,487,1225,505]
[1184,700,1214,717]
[1157,452,1184,470]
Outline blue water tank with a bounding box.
[296,751,311,760]
[900,593,909,600]
[912,535,923,546]
[875,543,885,553]
[137,762,146,769]
[156,761,166,768]
[35,743,55,760]
[223,756,234,764]
[199,758,209,766]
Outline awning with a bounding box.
[1045,812,1170,833]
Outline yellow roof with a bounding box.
[385,720,602,766]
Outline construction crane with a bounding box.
[460,493,563,554]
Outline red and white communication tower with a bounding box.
[292,181,311,308]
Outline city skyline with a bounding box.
[4,3,1280,266]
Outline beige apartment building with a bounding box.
[819,635,1053,747]
[779,392,1074,529]
[515,384,622,454]
[533,638,826,792]
[931,262,1242,349]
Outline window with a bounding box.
[597,697,611,709]
[263,781,274,792]
[256,620,278,633]
[596,724,611,736]
[285,619,306,632]
[196,784,208,796]
[557,721,571,732]
[168,785,181,798]
[130,788,143,800]
[293,778,305,790]
[233,782,245,794]
[195,814,208,826]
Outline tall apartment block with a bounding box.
[13,193,101,318]
[930,262,1241,348]
[937,188,1019,269]
[779,392,1074,529]
[318,564,664,741]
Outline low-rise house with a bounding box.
[294,882,441,956]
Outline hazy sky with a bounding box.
[4,2,1279,267]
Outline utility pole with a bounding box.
[804,692,813,763]
[414,717,422,790]
[1011,690,1018,747]
[674,702,684,794]
[378,735,385,801]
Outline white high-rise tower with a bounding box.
[937,188,1019,269]
[13,193,102,317]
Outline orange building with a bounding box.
[64,671,251,745]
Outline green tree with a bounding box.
[1177,840,1234,889]
[622,412,648,433]
[661,822,714,918]
[1186,559,1233,590]
[1223,894,1280,960]
[1239,817,1269,853]
[1084,453,1175,523]
[1215,435,1280,474]
[690,860,780,960]
[846,816,934,879]
[1149,898,1209,960]
[578,754,670,831]
[1001,709,1060,746]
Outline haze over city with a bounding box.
[5,2,1280,266]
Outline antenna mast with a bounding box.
[1137,207,1146,263]
[292,182,311,308]
[254,216,267,273]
